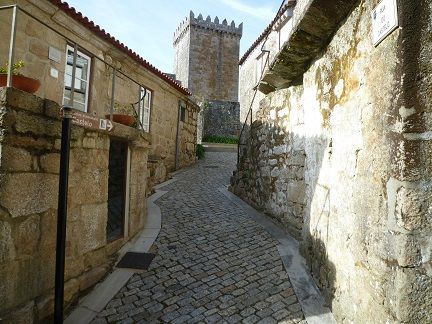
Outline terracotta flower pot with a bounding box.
[105,114,136,127]
[0,74,40,93]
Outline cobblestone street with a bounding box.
[92,152,305,324]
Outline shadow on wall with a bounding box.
[304,226,337,305]
[231,118,337,309]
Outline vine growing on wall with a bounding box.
[196,144,205,159]
[191,95,210,113]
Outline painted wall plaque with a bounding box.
[372,0,399,46]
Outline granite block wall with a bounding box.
[231,87,305,239]
[203,100,240,138]
[0,88,149,322]
[231,0,432,322]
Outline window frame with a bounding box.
[180,105,187,122]
[255,52,265,86]
[139,86,152,132]
[63,45,92,112]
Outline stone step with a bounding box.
[202,142,238,152]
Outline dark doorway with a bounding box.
[107,139,128,241]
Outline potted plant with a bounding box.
[0,60,40,93]
[105,102,137,127]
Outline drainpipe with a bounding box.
[174,100,182,170]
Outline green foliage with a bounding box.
[196,144,205,159]
[0,60,24,75]
[202,135,239,144]
[200,99,210,112]
[191,95,210,113]
[113,102,135,115]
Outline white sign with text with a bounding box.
[372,0,399,46]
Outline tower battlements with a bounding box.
[174,11,243,45]
[173,10,241,102]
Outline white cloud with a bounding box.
[220,0,275,20]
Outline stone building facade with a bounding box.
[0,0,198,185]
[0,0,198,321]
[0,88,149,322]
[238,1,295,124]
[232,0,432,323]
[173,11,242,138]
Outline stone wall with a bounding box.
[203,100,240,138]
[0,88,149,322]
[0,0,196,186]
[238,3,295,125]
[178,102,199,169]
[147,157,167,195]
[232,0,432,322]
[147,100,198,193]
[196,110,203,144]
[148,90,180,172]
[231,87,305,239]
[238,46,265,125]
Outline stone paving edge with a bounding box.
[218,187,337,324]
[64,178,177,324]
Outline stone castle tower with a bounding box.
[173,11,243,102]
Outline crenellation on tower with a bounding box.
[173,9,242,140]
[173,10,242,102]
[173,11,243,45]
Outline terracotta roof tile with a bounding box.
[49,0,191,95]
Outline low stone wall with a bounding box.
[231,87,306,239]
[203,100,240,138]
[0,88,149,322]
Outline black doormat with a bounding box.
[116,252,156,270]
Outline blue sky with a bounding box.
[65,0,280,73]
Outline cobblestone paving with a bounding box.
[93,152,305,324]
